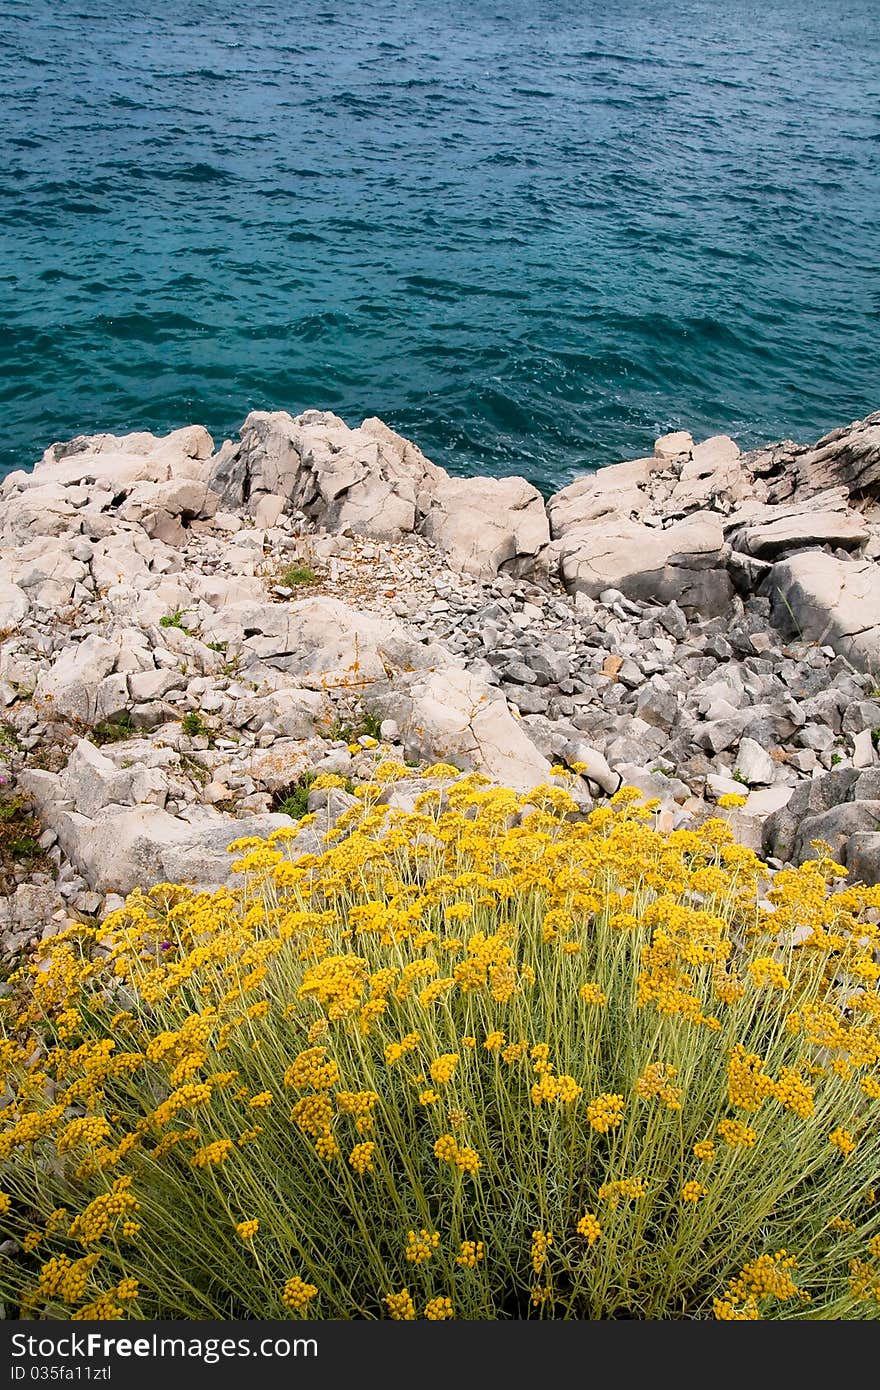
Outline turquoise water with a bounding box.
[1,1,878,490]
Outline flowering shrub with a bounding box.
[1,770,879,1319]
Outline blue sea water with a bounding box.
[0,0,878,492]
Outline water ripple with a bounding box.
[0,0,878,489]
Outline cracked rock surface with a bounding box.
[4,405,880,954]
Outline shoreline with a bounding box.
[2,404,880,952]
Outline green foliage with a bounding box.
[92,713,136,746]
[274,771,318,820]
[280,565,318,590]
[159,609,190,630]
[324,710,383,744]
[180,712,212,740]
[0,723,23,754]
[2,783,879,1319]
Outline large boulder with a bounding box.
[761,769,862,863]
[767,552,880,671]
[207,410,548,578]
[553,511,732,615]
[364,666,552,790]
[201,596,449,688]
[0,575,28,627]
[669,435,753,511]
[1,425,213,500]
[33,634,121,725]
[775,411,880,500]
[725,488,868,560]
[118,477,221,546]
[420,474,549,578]
[547,457,657,533]
[207,409,438,536]
[49,805,295,895]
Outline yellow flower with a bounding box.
[348,1142,376,1175]
[636,1062,682,1110]
[681,1182,708,1203]
[236,1219,259,1240]
[717,793,747,808]
[424,1296,454,1320]
[693,1139,716,1162]
[191,1138,234,1168]
[586,1093,625,1133]
[598,1178,646,1207]
[433,1133,481,1175]
[530,1229,552,1273]
[576,1213,601,1245]
[384,1032,420,1065]
[716,1119,758,1148]
[429,1053,460,1085]
[282,1275,318,1312]
[484,1031,506,1051]
[384,1288,416,1320]
[748,956,790,991]
[456,1240,485,1268]
[829,1127,856,1157]
[405,1228,440,1264]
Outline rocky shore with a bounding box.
[2,405,880,956]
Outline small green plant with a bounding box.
[0,724,23,754]
[733,771,748,786]
[830,753,843,767]
[274,772,318,821]
[0,793,46,888]
[92,712,136,746]
[9,834,41,860]
[207,640,228,654]
[0,795,26,824]
[159,608,191,630]
[178,753,210,788]
[362,711,382,741]
[280,565,318,590]
[323,711,383,745]
[180,712,212,740]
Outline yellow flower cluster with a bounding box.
[348,1141,376,1175]
[2,772,878,1320]
[586,1093,625,1133]
[576,1213,601,1245]
[635,1062,682,1110]
[433,1133,481,1175]
[530,1229,552,1273]
[598,1179,646,1208]
[284,1047,340,1090]
[681,1182,708,1204]
[456,1240,485,1268]
[191,1139,234,1168]
[829,1127,856,1157]
[579,983,608,1006]
[405,1229,440,1264]
[429,1053,460,1085]
[714,1251,803,1319]
[282,1276,318,1312]
[716,1119,758,1149]
[424,1296,454,1319]
[384,1288,416,1320]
